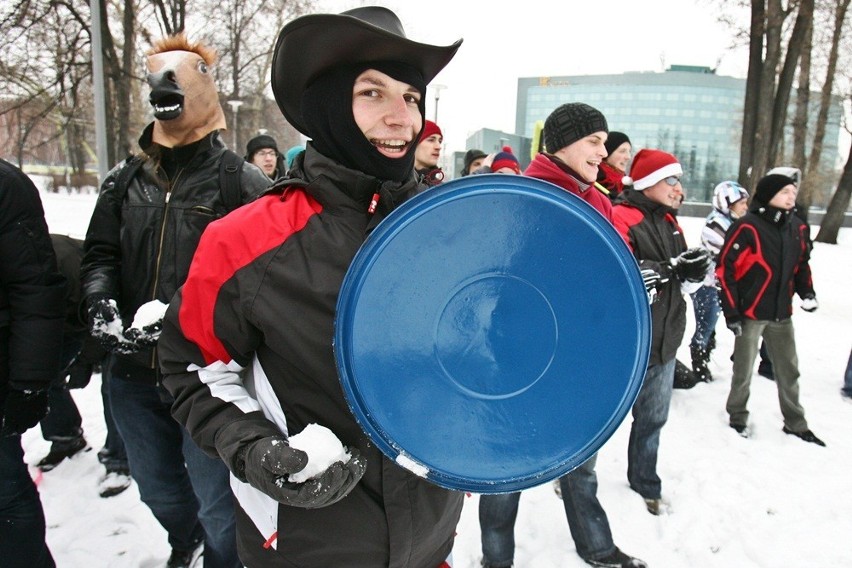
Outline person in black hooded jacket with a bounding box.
[157,7,463,567]
[79,34,270,567]
[718,173,824,446]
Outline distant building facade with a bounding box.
[503,65,842,202]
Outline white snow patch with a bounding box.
[287,424,350,483]
[396,453,429,477]
[130,300,168,329]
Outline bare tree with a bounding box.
[816,133,852,243]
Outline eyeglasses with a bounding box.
[255,149,277,158]
[663,176,681,186]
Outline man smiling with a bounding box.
[157,7,463,567]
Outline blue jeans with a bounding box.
[842,347,852,398]
[479,455,614,565]
[628,358,676,500]
[689,285,720,351]
[97,361,128,473]
[0,435,55,568]
[108,366,239,567]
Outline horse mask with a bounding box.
[145,34,227,148]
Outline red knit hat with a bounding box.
[419,120,443,142]
[491,146,521,174]
[622,149,682,190]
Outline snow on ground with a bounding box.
[25,190,852,567]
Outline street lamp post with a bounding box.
[432,84,446,123]
[226,100,244,150]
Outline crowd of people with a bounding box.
[1,5,846,568]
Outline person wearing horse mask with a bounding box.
[157,7,463,567]
[80,34,270,568]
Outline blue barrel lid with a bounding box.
[335,174,651,493]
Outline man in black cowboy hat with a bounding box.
[158,7,463,567]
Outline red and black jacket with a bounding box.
[611,189,688,367]
[158,145,463,568]
[717,205,814,323]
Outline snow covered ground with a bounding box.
[24,189,852,567]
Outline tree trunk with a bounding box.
[791,20,812,171]
[768,0,813,164]
[801,0,851,211]
[738,0,766,188]
[115,0,136,160]
[750,0,785,192]
[815,136,852,244]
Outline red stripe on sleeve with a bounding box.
[178,191,321,365]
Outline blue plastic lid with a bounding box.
[335,174,650,493]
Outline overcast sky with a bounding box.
[317,0,750,155]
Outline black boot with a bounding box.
[691,345,713,382]
[673,359,698,389]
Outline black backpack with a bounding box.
[111,149,244,212]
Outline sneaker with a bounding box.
[37,436,89,471]
[782,426,826,447]
[98,469,132,498]
[730,423,749,438]
[643,497,670,516]
[166,542,203,568]
[585,547,648,568]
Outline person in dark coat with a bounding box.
[0,158,66,568]
[612,149,710,516]
[245,134,287,180]
[80,33,270,567]
[157,7,463,567]
[718,173,824,446]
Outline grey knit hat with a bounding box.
[543,103,609,153]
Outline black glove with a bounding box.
[87,297,139,355]
[64,358,94,389]
[640,268,662,304]
[124,320,163,348]
[240,436,366,509]
[1,389,49,436]
[671,247,712,283]
[727,318,743,337]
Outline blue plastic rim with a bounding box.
[334,174,651,493]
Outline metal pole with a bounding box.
[227,100,244,151]
[432,84,446,123]
[89,0,109,183]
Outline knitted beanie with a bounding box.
[622,148,682,190]
[543,103,608,153]
[754,174,795,205]
[245,134,279,159]
[604,131,631,156]
[462,148,487,175]
[491,146,520,174]
[419,120,443,142]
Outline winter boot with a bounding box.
[98,466,132,498]
[691,345,713,382]
[166,541,203,568]
[37,435,89,471]
[673,360,698,389]
[782,426,826,447]
[584,547,648,567]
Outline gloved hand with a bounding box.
[240,436,366,509]
[64,358,94,389]
[124,320,162,348]
[1,389,49,436]
[726,318,743,337]
[800,295,818,313]
[87,297,139,355]
[640,268,661,304]
[671,247,712,283]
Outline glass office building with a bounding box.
[514,66,842,202]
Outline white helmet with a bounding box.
[712,180,749,215]
[766,166,801,186]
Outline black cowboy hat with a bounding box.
[271,6,462,136]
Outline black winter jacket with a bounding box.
[612,190,689,366]
[717,205,814,323]
[80,126,270,379]
[158,144,463,567]
[0,159,65,403]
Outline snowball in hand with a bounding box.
[287,424,351,483]
[130,300,168,329]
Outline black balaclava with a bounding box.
[300,61,426,182]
